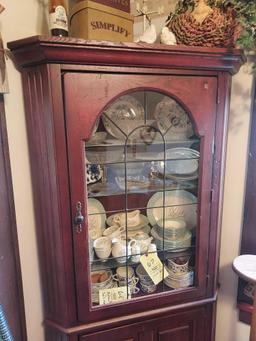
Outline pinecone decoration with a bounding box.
[168,0,240,48]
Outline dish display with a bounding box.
[146,190,197,229]
[106,213,149,231]
[157,148,200,176]
[102,95,145,140]
[88,198,107,239]
[153,97,193,140]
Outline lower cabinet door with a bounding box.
[80,305,212,341]
[80,324,144,341]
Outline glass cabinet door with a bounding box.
[64,73,217,321]
[85,91,200,306]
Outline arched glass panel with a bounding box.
[85,91,200,307]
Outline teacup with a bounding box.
[94,237,112,260]
[112,266,140,294]
[113,210,140,227]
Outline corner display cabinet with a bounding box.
[8,36,245,341]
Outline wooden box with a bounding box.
[75,0,130,13]
[70,0,133,42]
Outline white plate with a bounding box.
[154,97,193,140]
[88,198,107,239]
[157,148,199,175]
[102,95,145,140]
[106,214,149,231]
[146,190,197,229]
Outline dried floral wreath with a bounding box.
[166,0,256,49]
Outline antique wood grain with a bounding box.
[21,65,77,326]
[8,36,245,74]
[0,94,27,340]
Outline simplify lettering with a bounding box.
[91,21,129,37]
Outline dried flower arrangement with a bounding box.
[166,0,256,49]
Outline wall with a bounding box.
[216,66,253,341]
[1,1,253,340]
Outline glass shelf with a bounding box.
[88,181,198,198]
[91,247,196,272]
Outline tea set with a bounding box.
[93,209,155,264]
[91,209,194,298]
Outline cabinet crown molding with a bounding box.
[8,35,245,74]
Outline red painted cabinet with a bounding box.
[8,36,245,340]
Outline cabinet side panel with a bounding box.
[21,65,76,326]
[207,73,232,297]
[0,95,27,340]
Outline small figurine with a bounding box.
[160,27,177,45]
[135,24,157,44]
[135,0,164,44]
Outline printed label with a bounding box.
[99,286,131,305]
[49,5,68,31]
[140,253,169,285]
[90,21,129,37]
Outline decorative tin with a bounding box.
[70,0,134,42]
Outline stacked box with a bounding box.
[70,0,133,42]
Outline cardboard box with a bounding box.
[70,0,134,42]
[75,0,130,13]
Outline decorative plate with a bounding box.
[153,97,193,140]
[86,164,103,185]
[146,190,197,229]
[88,198,106,239]
[157,148,200,176]
[102,95,145,141]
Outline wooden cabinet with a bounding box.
[8,36,245,340]
[79,305,211,341]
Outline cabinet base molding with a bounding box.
[45,298,216,340]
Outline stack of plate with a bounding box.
[154,219,186,239]
[151,225,192,251]
[164,267,194,289]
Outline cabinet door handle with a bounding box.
[74,201,84,233]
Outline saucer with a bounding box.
[106,214,149,231]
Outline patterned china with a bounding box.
[146,190,197,229]
[153,97,193,140]
[102,95,145,141]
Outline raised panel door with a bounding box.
[158,326,190,341]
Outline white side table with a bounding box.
[233,255,256,341]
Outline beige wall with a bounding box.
[1,1,253,340]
